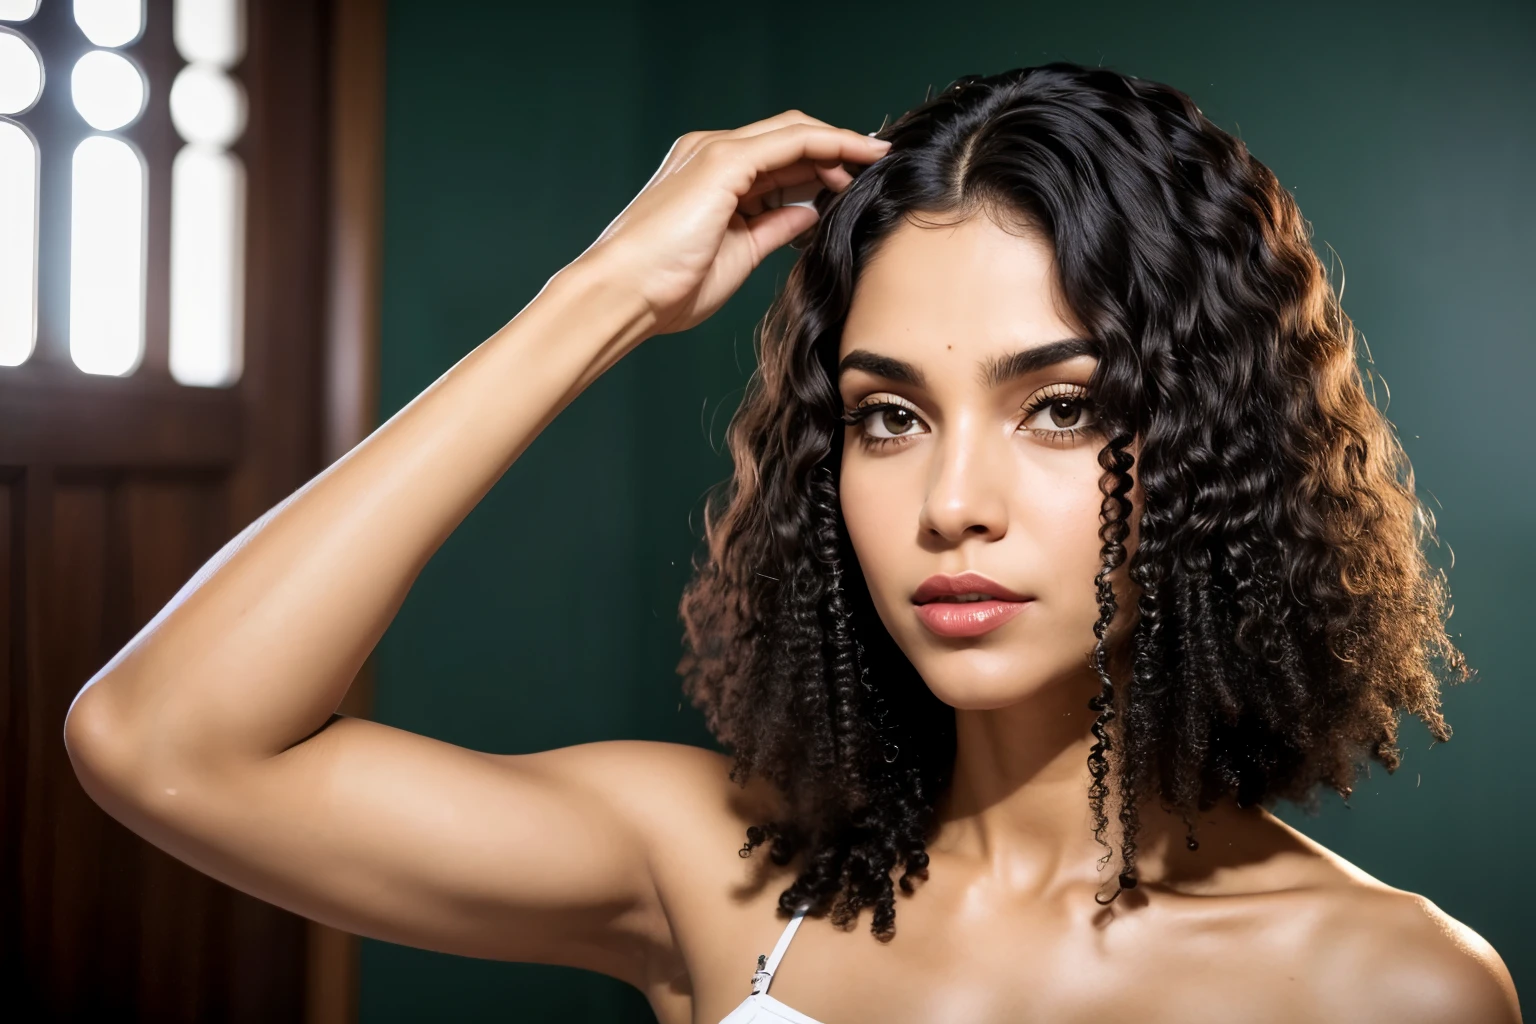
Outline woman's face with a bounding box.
[837,212,1135,710]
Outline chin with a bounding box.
[900,644,1067,710]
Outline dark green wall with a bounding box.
[368,1,1534,1018]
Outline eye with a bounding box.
[866,405,924,438]
[844,396,930,443]
[1036,398,1088,429]
[1020,385,1098,435]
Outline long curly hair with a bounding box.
[677,62,1466,939]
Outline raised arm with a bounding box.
[62,112,892,986]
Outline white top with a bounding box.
[716,904,827,1024]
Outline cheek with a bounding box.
[1029,452,1143,565]
[1012,449,1110,588]
[1024,455,1143,651]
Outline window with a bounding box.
[0,20,42,366]
[0,0,248,385]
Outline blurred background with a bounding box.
[1,0,1531,1020]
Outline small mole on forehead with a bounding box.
[947,344,953,350]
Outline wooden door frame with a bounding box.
[1,1,382,1017]
[307,0,386,1021]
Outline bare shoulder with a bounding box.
[1306,882,1521,1023]
[1249,822,1522,1023]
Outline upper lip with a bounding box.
[912,572,1031,605]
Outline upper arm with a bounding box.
[67,704,733,986]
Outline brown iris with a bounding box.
[880,407,920,434]
[1047,399,1084,428]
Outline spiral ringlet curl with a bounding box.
[677,62,1467,938]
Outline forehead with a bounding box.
[839,213,1080,365]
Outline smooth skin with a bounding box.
[64,111,1520,1023]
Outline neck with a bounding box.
[934,670,1219,895]
[935,673,1102,874]
[932,675,1279,900]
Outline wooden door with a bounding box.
[0,0,351,1018]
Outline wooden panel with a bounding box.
[0,471,313,1020]
[0,372,241,468]
[0,473,19,993]
[35,477,111,1015]
[10,476,178,1017]
[116,475,225,1022]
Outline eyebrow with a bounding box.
[837,350,927,388]
[837,337,1097,390]
[980,337,1098,387]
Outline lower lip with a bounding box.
[915,600,1031,638]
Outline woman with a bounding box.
[66,64,1520,1022]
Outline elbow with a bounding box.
[65,675,229,829]
[63,678,141,811]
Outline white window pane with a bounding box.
[0,1,40,22]
[0,119,37,366]
[70,135,144,376]
[74,0,142,48]
[72,50,145,131]
[0,29,43,115]
[174,0,243,68]
[169,64,245,146]
[170,146,244,386]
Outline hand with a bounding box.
[574,110,892,337]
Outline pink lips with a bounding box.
[912,571,1032,639]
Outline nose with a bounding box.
[918,413,1010,544]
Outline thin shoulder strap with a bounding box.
[750,904,812,996]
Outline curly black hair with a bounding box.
[677,62,1466,939]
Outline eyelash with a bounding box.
[1019,383,1099,447]
[842,397,926,451]
[842,384,1099,451]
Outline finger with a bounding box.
[670,110,837,164]
[741,160,824,200]
[743,155,861,217]
[721,108,837,140]
[741,204,821,258]
[739,163,821,218]
[745,179,825,219]
[741,154,859,201]
[702,124,891,197]
[811,158,856,192]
